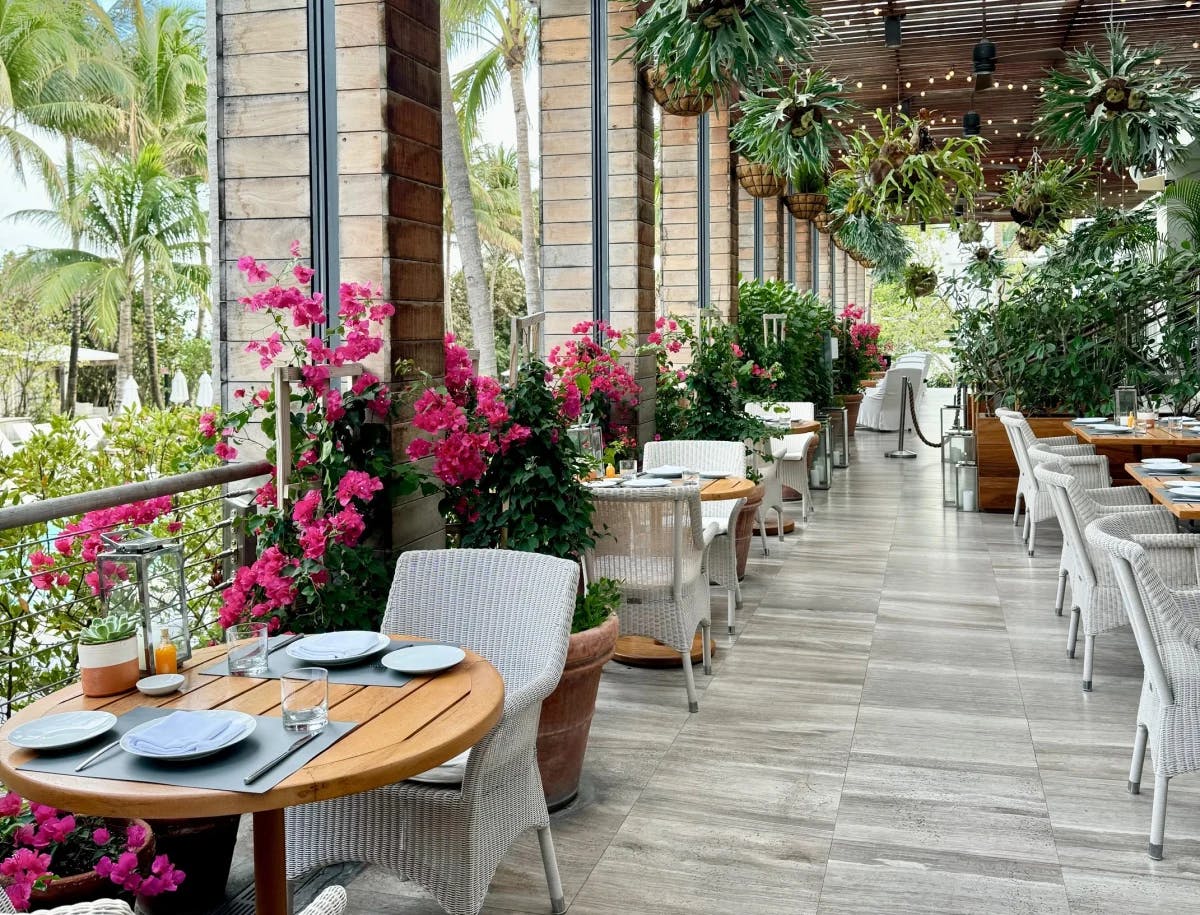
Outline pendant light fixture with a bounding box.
[884,15,903,48]
[973,1,996,90]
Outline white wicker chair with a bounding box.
[997,408,1086,556]
[285,549,578,915]
[777,432,815,522]
[643,440,747,633]
[0,899,132,915]
[585,485,719,711]
[754,438,788,549]
[1088,513,1200,860]
[1035,462,1189,691]
[301,886,349,915]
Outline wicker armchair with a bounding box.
[777,433,815,522]
[0,900,132,915]
[1035,462,1190,691]
[285,550,578,915]
[643,440,747,633]
[585,485,719,711]
[1087,513,1200,860]
[754,438,788,550]
[997,408,1088,556]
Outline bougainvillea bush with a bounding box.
[832,304,884,394]
[205,248,423,634]
[0,789,183,911]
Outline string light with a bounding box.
[856,80,863,88]
[905,81,911,88]
[881,83,887,89]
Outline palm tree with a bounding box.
[451,0,541,318]
[1161,178,1200,250]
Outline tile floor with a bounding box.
[242,395,1200,914]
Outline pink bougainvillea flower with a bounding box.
[237,255,272,284]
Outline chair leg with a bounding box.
[701,619,712,675]
[1054,567,1068,617]
[537,826,567,915]
[1066,607,1080,659]
[1028,519,1037,557]
[774,505,785,543]
[1022,512,1030,542]
[726,589,736,635]
[1149,772,1169,860]
[682,649,699,712]
[802,478,813,519]
[1082,634,1095,691]
[1129,724,1149,795]
[756,507,769,556]
[1012,491,1023,527]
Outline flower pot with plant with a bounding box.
[536,578,621,811]
[77,612,140,697]
[783,164,828,221]
[832,304,883,434]
[958,220,984,245]
[903,262,938,300]
[999,155,1090,240]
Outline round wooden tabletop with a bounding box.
[699,476,756,501]
[789,419,821,436]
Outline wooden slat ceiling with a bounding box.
[808,0,1200,214]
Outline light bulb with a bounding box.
[905,81,911,88]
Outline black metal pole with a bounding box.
[590,0,610,326]
[697,114,710,311]
[886,377,918,459]
[307,0,339,324]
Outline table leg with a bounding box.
[253,809,290,915]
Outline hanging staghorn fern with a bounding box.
[623,0,828,112]
[998,156,1092,239]
[1037,27,1200,173]
[825,175,912,282]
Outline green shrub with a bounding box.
[736,279,832,406]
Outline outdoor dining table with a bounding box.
[0,639,504,915]
[1065,422,1200,483]
[1125,462,1200,522]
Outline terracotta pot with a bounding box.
[29,818,154,908]
[840,393,864,438]
[643,67,713,118]
[79,636,140,697]
[536,614,619,812]
[733,483,765,580]
[735,161,786,198]
[137,815,241,914]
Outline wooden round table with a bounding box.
[0,641,504,915]
[612,476,755,667]
[760,420,821,535]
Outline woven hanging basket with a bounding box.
[784,192,828,222]
[736,161,787,198]
[644,68,714,118]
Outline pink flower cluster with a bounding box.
[548,321,641,432]
[645,315,684,353]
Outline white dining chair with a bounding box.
[997,408,1085,556]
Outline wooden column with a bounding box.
[794,218,812,291]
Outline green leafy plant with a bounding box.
[623,0,827,109]
[902,262,938,300]
[79,612,139,645]
[999,156,1092,238]
[574,578,621,634]
[736,278,832,405]
[836,110,985,225]
[1042,206,1157,268]
[1159,178,1200,250]
[831,304,882,394]
[730,69,852,179]
[958,221,984,245]
[963,246,1007,289]
[826,176,912,281]
[1037,26,1200,173]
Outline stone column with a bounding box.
[793,218,812,292]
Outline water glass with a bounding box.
[226,622,269,675]
[681,470,700,485]
[1137,411,1156,432]
[618,459,638,480]
[281,667,329,733]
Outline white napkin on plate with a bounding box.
[125,712,241,755]
[293,631,379,659]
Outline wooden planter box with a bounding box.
[972,404,1073,513]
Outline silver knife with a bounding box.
[75,738,122,773]
[267,634,302,655]
[243,732,319,785]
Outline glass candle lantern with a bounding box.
[955,460,979,512]
[97,528,191,673]
[567,422,605,471]
[942,429,976,506]
[809,415,833,490]
[1114,385,1139,420]
[827,407,849,468]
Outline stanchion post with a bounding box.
[886,377,918,459]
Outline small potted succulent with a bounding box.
[77,612,141,698]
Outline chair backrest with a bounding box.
[383,549,577,707]
[1087,513,1200,706]
[781,431,813,456]
[998,410,1038,488]
[1029,441,1109,489]
[1033,462,1098,586]
[643,440,745,476]
[871,366,924,427]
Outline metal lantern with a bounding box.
[97,528,190,673]
[827,406,850,468]
[955,460,979,513]
[567,422,605,471]
[1114,385,1139,420]
[942,428,976,506]
[809,415,833,490]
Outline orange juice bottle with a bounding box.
[155,628,178,674]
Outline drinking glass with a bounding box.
[226,622,269,676]
[1137,411,1156,432]
[681,470,700,485]
[281,667,329,733]
[618,459,637,480]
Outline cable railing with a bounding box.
[0,461,270,720]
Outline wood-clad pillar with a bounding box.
[794,218,812,291]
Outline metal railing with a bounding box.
[0,461,270,719]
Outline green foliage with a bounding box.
[79,612,138,645]
[736,278,831,405]
[872,279,954,365]
[836,110,985,225]
[729,69,852,180]
[962,246,1009,290]
[1043,207,1156,268]
[574,578,620,634]
[0,253,69,418]
[449,259,527,373]
[1037,26,1200,172]
[623,0,826,108]
[999,157,1092,238]
[902,262,938,300]
[1158,178,1200,250]
[465,360,596,559]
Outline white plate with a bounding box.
[8,711,117,750]
[286,631,392,666]
[1164,479,1200,488]
[381,644,466,675]
[1143,458,1188,466]
[644,465,688,479]
[1090,424,1135,433]
[1073,417,1108,424]
[1167,485,1200,498]
[698,471,729,479]
[121,710,256,762]
[585,479,621,488]
[136,674,185,696]
[622,476,670,488]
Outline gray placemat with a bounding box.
[18,707,357,794]
[1160,491,1200,505]
[200,638,417,688]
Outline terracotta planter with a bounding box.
[137,815,241,914]
[536,614,619,812]
[733,483,765,580]
[735,161,786,198]
[79,636,140,697]
[29,818,154,908]
[643,68,713,118]
[784,192,827,222]
[840,393,864,438]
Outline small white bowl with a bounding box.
[136,674,185,696]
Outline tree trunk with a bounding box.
[444,230,454,335]
[116,294,134,401]
[506,58,542,318]
[142,268,164,408]
[64,136,80,415]
[440,42,496,376]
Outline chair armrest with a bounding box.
[1040,435,1086,448]
[1133,534,1200,587]
[1171,589,1200,629]
[701,521,720,548]
[1089,487,1151,507]
[41,903,134,915]
[1115,509,1179,536]
[1051,445,1098,458]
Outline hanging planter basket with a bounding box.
[736,161,787,198]
[643,67,714,118]
[785,192,827,222]
[1016,226,1045,252]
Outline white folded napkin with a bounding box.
[125,712,242,755]
[293,631,380,659]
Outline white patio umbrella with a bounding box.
[195,372,214,408]
[169,369,189,405]
[118,376,141,411]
